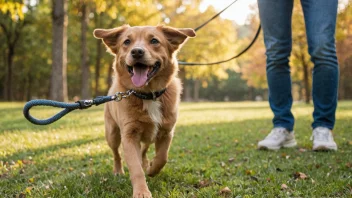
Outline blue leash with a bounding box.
[23,90,135,125]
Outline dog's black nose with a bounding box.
[131,47,145,59]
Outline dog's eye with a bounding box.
[123,39,131,45]
[150,38,159,44]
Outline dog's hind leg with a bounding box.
[147,131,174,177]
[141,143,150,171]
[105,107,124,175]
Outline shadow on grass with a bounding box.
[0,111,105,134]
[180,105,271,112]
[0,103,105,133]
[0,118,105,134]
[1,136,105,161]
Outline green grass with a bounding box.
[1,101,352,197]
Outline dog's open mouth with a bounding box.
[127,61,161,87]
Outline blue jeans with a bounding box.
[258,0,339,131]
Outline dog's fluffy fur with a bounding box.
[93,25,195,198]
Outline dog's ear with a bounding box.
[158,25,196,51]
[93,24,130,54]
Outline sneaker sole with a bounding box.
[283,140,297,148]
[258,140,297,151]
[258,145,281,150]
[313,145,337,151]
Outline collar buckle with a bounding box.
[152,92,156,101]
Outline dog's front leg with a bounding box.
[122,133,152,198]
[147,130,174,177]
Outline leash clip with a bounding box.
[113,90,135,102]
[76,99,93,109]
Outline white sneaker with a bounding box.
[311,127,337,151]
[258,127,297,150]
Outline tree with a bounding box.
[50,0,68,101]
[336,1,352,99]
[159,1,239,101]
[0,1,26,101]
[237,6,267,90]
[80,0,90,99]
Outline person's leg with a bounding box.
[300,0,339,130]
[258,0,295,131]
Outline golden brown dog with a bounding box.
[93,25,195,197]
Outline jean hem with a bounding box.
[312,123,334,130]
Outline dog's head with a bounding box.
[93,25,195,90]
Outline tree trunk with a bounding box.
[1,49,5,100]
[298,83,303,101]
[105,61,113,94]
[5,46,14,101]
[193,79,200,102]
[26,73,32,101]
[338,61,345,100]
[301,56,310,104]
[178,67,186,100]
[95,40,102,96]
[80,2,90,99]
[94,13,103,97]
[183,84,192,102]
[50,0,68,102]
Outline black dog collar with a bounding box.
[132,88,166,101]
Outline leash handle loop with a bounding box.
[23,92,130,125]
[23,96,115,125]
[23,99,80,125]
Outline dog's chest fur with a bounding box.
[143,100,162,124]
[142,100,162,138]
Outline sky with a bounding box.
[199,0,257,25]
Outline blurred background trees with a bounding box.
[51,0,68,101]
[0,0,351,102]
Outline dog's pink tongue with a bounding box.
[132,67,149,87]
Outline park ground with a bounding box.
[0,101,351,197]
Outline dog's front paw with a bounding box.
[133,189,152,198]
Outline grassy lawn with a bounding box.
[1,101,352,197]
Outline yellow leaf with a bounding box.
[0,3,8,13]
[29,177,34,183]
[245,169,255,175]
[17,160,23,168]
[25,187,33,194]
